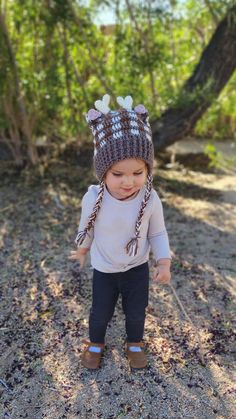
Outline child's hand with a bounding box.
[68,248,89,269]
[153,259,171,284]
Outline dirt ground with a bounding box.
[0,149,235,419]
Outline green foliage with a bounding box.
[204,143,223,169]
[0,0,235,164]
[204,142,236,171]
[195,73,236,139]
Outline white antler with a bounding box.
[95,94,111,114]
[117,95,133,110]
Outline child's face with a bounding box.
[104,158,148,200]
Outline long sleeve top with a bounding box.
[77,184,171,273]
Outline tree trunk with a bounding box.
[0,11,39,165]
[152,6,236,151]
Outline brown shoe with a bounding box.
[81,339,105,369]
[125,341,147,369]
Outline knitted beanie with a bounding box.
[86,94,154,180]
[75,94,154,257]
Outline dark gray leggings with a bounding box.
[89,262,149,344]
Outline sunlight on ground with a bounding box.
[162,170,236,234]
[0,220,9,248]
[1,163,235,417]
[168,195,236,233]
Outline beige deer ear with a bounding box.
[117,95,133,110]
[95,94,111,114]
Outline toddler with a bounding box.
[69,94,171,369]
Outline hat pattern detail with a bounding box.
[76,94,155,257]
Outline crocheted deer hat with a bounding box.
[75,94,154,256]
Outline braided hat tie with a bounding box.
[75,94,154,256]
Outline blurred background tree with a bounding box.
[0,0,235,167]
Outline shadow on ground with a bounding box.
[0,157,235,418]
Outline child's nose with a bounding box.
[123,176,134,185]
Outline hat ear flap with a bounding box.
[86,109,102,122]
[134,104,149,123]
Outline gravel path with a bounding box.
[0,161,235,418]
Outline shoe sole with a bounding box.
[125,350,147,370]
[81,351,104,370]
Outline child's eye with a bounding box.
[111,171,143,177]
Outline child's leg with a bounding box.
[89,269,119,344]
[120,262,149,342]
[119,263,149,369]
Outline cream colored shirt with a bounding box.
[78,184,171,273]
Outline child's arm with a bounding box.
[153,258,171,284]
[68,247,90,268]
[68,188,95,268]
[148,191,171,284]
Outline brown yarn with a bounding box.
[125,173,153,256]
[75,181,105,246]
[88,107,154,181]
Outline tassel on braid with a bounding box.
[75,181,105,246]
[126,174,153,256]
